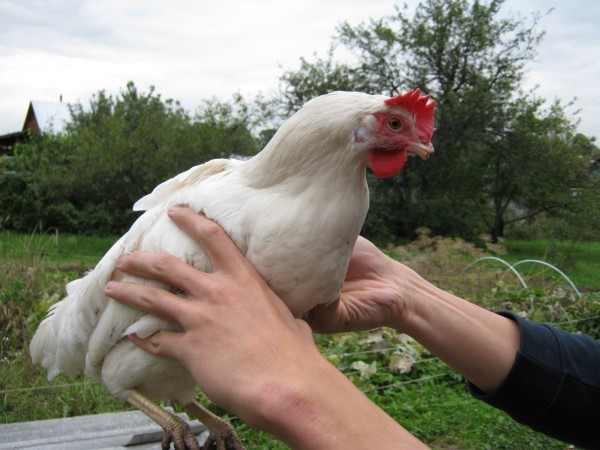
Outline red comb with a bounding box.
[385,89,435,139]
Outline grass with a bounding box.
[503,239,600,291]
[370,381,566,449]
[1,230,597,448]
[0,231,118,268]
[1,359,124,424]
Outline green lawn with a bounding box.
[0,231,118,268]
[503,239,600,290]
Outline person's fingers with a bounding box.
[105,280,188,325]
[128,330,185,360]
[168,205,248,273]
[115,251,207,295]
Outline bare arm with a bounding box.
[307,237,520,393]
[398,275,520,392]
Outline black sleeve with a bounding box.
[468,311,600,449]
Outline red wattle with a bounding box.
[369,149,408,178]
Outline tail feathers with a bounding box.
[30,296,87,380]
[30,319,62,380]
[30,234,128,381]
[29,319,83,380]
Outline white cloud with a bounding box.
[504,0,600,137]
[0,0,598,140]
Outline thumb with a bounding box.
[128,331,185,360]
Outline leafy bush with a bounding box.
[0,83,260,235]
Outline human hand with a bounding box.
[305,236,417,333]
[104,206,318,427]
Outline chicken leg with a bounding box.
[126,390,200,450]
[184,400,245,450]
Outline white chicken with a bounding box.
[30,90,435,450]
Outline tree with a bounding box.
[530,137,600,246]
[278,0,596,242]
[194,92,273,155]
[476,98,594,241]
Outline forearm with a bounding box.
[392,268,520,393]
[252,351,427,449]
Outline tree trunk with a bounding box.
[491,201,505,243]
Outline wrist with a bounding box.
[386,264,520,392]
[248,354,343,448]
[385,261,432,332]
[251,353,425,449]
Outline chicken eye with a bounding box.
[387,117,403,131]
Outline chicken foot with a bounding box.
[184,400,245,450]
[126,390,200,450]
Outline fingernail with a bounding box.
[168,205,181,216]
[105,281,116,292]
[116,255,126,267]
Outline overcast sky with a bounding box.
[1,0,599,139]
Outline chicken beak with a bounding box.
[407,141,435,160]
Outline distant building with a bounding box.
[0,100,71,155]
[23,100,71,135]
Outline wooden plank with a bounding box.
[0,408,207,449]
